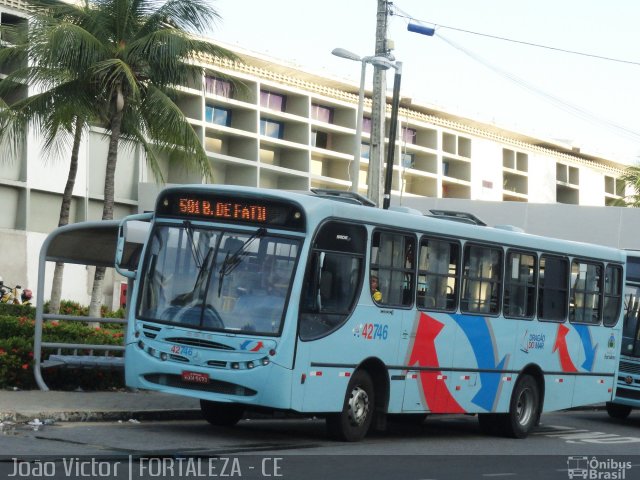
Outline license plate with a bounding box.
[181,371,209,384]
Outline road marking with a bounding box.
[535,425,640,444]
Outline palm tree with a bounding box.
[0,12,99,313]
[2,0,237,316]
[618,166,640,207]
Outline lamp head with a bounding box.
[331,48,361,62]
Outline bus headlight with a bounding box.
[246,361,255,369]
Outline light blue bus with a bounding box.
[606,253,640,419]
[117,185,625,441]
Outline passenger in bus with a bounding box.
[371,274,382,302]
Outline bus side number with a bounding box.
[361,323,388,340]
[171,345,193,356]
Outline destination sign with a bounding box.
[156,190,305,230]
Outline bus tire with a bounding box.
[500,374,539,438]
[326,370,375,442]
[606,402,632,420]
[200,400,245,426]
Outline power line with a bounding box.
[391,7,640,67]
[390,3,640,144]
[437,33,640,142]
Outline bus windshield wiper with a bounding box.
[183,220,203,268]
[218,227,267,296]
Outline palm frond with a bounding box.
[139,0,221,36]
[134,83,212,180]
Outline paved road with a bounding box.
[1,409,639,480]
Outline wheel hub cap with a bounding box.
[347,386,369,426]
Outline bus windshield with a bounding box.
[136,223,300,335]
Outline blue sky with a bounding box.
[209,0,640,163]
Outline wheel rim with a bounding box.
[515,386,534,427]
[347,386,370,427]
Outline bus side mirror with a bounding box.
[115,215,152,278]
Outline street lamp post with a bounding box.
[380,23,435,208]
[332,48,395,196]
[382,61,402,210]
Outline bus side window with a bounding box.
[417,237,459,312]
[461,244,502,315]
[299,221,366,341]
[603,264,622,327]
[538,255,568,322]
[569,261,602,324]
[371,230,415,307]
[503,251,536,319]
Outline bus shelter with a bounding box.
[33,220,143,391]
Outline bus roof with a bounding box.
[160,185,626,263]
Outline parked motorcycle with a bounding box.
[0,276,32,305]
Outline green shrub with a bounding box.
[0,336,35,389]
[0,314,126,390]
[0,303,35,318]
[43,299,125,319]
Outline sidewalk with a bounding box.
[0,390,201,423]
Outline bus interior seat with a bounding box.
[402,288,412,305]
[319,271,334,308]
[222,237,244,253]
[423,296,436,309]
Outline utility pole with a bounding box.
[368,0,389,207]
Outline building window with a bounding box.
[362,117,372,134]
[260,90,286,111]
[401,127,417,144]
[605,175,625,196]
[401,153,415,168]
[205,106,231,126]
[205,76,232,98]
[360,143,370,159]
[503,149,528,172]
[260,118,284,139]
[312,130,330,149]
[557,163,579,185]
[311,103,334,123]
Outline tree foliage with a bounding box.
[1,0,238,315]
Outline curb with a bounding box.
[0,409,202,424]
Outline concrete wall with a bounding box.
[397,196,640,250]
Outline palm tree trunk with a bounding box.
[49,116,83,314]
[89,105,124,321]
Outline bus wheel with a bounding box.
[606,402,632,420]
[501,374,539,438]
[326,370,375,442]
[200,400,245,426]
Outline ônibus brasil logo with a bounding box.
[567,456,632,479]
